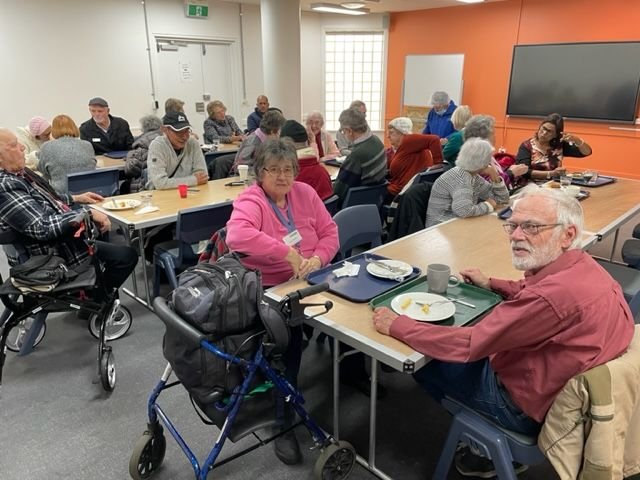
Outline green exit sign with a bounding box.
[186,4,208,18]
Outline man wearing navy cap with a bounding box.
[146,111,208,190]
[79,97,134,155]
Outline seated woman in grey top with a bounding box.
[426,138,509,227]
[39,114,96,194]
[203,100,244,144]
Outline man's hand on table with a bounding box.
[195,171,209,185]
[459,268,491,290]
[373,307,399,336]
[72,192,104,204]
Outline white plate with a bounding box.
[390,292,456,322]
[366,260,413,280]
[102,199,142,211]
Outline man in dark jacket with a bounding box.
[246,95,269,134]
[80,97,134,155]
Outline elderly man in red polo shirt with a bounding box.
[372,187,634,477]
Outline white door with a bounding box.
[155,41,237,137]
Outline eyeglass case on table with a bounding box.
[306,252,421,303]
[369,277,502,327]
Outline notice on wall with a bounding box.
[180,62,192,83]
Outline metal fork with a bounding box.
[414,300,452,307]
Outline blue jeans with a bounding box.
[413,358,541,436]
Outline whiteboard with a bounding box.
[402,54,464,107]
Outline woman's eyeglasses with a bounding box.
[263,166,295,178]
[502,222,563,236]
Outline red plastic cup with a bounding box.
[178,184,188,198]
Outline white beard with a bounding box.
[511,238,563,271]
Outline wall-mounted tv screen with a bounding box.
[506,42,640,123]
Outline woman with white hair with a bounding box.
[385,116,442,201]
[123,115,163,193]
[304,111,339,160]
[442,105,473,166]
[426,138,509,227]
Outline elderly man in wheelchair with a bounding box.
[0,128,138,391]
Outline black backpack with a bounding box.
[163,254,263,404]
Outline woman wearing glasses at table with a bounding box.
[226,138,338,465]
[515,113,592,182]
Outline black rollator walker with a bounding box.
[0,212,132,392]
[129,283,356,480]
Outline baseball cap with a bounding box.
[88,97,109,107]
[162,111,191,131]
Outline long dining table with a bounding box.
[267,176,640,480]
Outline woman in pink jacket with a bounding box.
[226,138,339,466]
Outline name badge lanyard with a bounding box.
[267,197,300,247]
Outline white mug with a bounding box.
[427,264,460,294]
[237,164,249,182]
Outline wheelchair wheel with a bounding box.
[99,349,116,391]
[88,305,132,341]
[5,317,46,353]
[129,430,166,479]
[314,441,356,480]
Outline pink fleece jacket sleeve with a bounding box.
[226,194,290,262]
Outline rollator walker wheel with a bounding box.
[313,440,356,480]
[5,317,46,352]
[99,348,116,391]
[89,305,132,341]
[129,428,166,479]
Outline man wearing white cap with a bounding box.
[146,111,208,190]
[79,97,134,155]
[386,117,442,200]
[15,116,51,169]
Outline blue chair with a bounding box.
[595,259,640,303]
[416,165,445,184]
[67,167,121,197]
[153,202,233,297]
[323,194,340,216]
[622,238,640,270]
[333,204,382,260]
[342,183,388,210]
[433,397,546,480]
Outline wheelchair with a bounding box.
[129,283,356,480]
[0,212,132,392]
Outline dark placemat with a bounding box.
[306,253,421,303]
[369,276,502,327]
[571,175,615,187]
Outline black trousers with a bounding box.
[95,241,138,291]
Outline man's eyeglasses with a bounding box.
[263,166,295,177]
[502,222,563,236]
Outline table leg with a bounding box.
[609,228,620,262]
[138,230,152,309]
[333,336,340,440]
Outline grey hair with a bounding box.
[516,186,584,249]
[451,105,473,130]
[253,138,300,183]
[463,115,495,141]
[259,110,286,135]
[455,137,493,172]
[139,115,162,133]
[338,108,368,133]
[349,100,366,111]
[431,91,450,106]
[305,111,324,126]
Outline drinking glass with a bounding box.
[584,170,598,185]
[560,175,572,190]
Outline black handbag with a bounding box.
[10,253,78,287]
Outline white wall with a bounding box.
[0,1,385,133]
[300,11,388,129]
